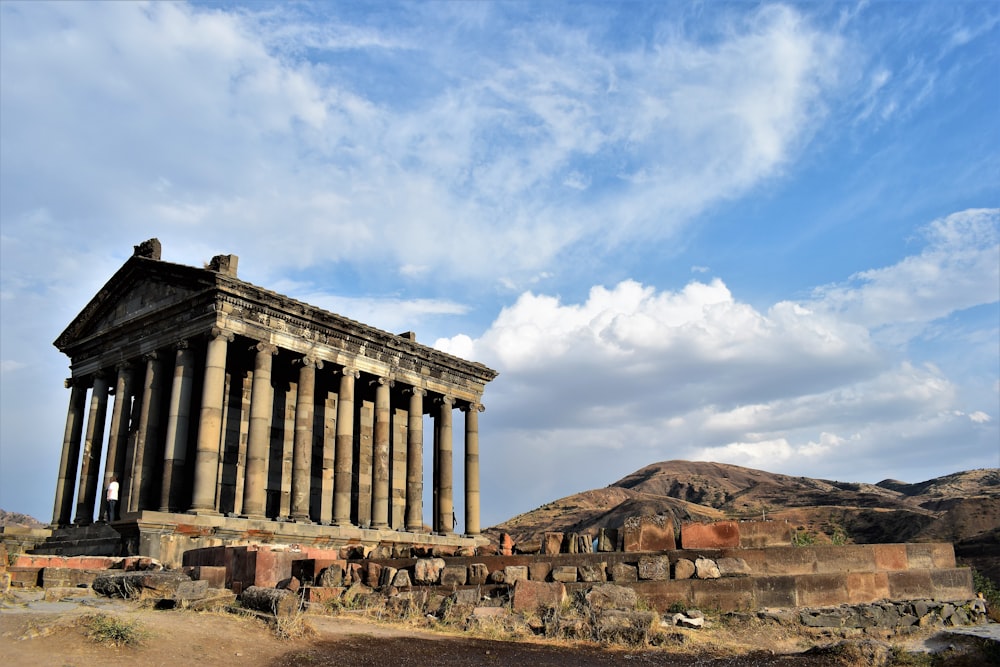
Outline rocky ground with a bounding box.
[2,590,997,667]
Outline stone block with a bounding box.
[694,558,721,579]
[872,545,908,571]
[174,579,210,600]
[815,546,876,574]
[542,532,564,555]
[250,548,298,589]
[930,568,974,601]
[738,521,792,547]
[672,558,695,580]
[577,534,594,553]
[365,563,383,588]
[907,543,956,569]
[391,570,412,588]
[797,573,849,607]
[468,563,489,585]
[41,567,105,588]
[564,532,579,554]
[453,588,480,606]
[413,558,445,585]
[758,547,817,576]
[504,565,529,585]
[304,586,344,604]
[528,561,551,582]
[379,566,398,588]
[183,565,227,589]
[623,516,676,552]
[716,557,751,577]
[586,584,638,613]
[579,564,607,583]
[846,572,890,604]
[610,563,638,582]
[318,563,345,587]
[551,566,578,583]
[637,555,670,581]
[595,610,658,643]
[472,606,507,618]
[753,576,797,608]
[597,528,619,552]
[681,521,739,549]
[511,579,566,612]
[887,570,934,601]
[44,586,97,601]
[691,577,754,610]
[440,565,468,587]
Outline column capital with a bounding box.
[174,339,191,351]
[251,341,278,356]
[460,401,485,413]
[209,327,235,343]
[65,377,84,389]
[370,376,394,388]
[435,395,455,408]
[142,351,159,363]
[115,360,133,373]
[403,386,426,397]
[339,366,360,379]
[294,355,323,370]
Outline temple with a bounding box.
[46,239,497,562]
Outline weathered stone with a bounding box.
[673,613,705,628]
[542,532,564,555]
[488,569,505,584]
[622,515,676,552]
[565,532,579,554]
[318,564,344,587]
[595,609,659,644]
[529,561,551,582]
[694,558,721,580]
[682,521,740,549]
[579,564,607,583]
[413,558,445,585]
[586,584,638,613]
[504,565,528,585]
[637,555,671,581]
[240,585,298,617]
[440,565,468,587]
[174,579,210,600]
[672,558,695,580]
[378,566,398,588]
[716,557,751,577]
[366,563,383,588]
[597,528,619,552]
[453,588,480,605]
[277,576,300,592]
[577,534,593,553]
[391,569,412,588]
[500,533,515,556]
[511,579,566,612]
[92,571,193,599]
[609,562,638,582]
[551,566,578,583]
[468,563,489,585]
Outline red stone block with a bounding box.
[510,579,566,612]
[681,521,739,549]
[622,516,676,552]
[846,572,890,604]
[738,521,792,547]
[796,573,849,607]
[305,586,344,604]
[887,570,934,600]
[872,544,908,571]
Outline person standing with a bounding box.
[106,476,119,522]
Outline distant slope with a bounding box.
[487,461,1000,552]
[0,509,44,528]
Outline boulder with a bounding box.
[586,584,638,613]
[413,558,446,585]
[694,558,721,579]
[672,558,695,580]
[511,579,566,612]
[638,555,671,581]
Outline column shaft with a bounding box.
[242,342,277,518]
[160,344,196,511]
[52,380,88,526]
[463,403,482,536]
[291,356,320,521]
[75,373,109,524]
[371,378,391,529]
[332,367,356,526]
[100,363,134,522]
[436,397,454,534]
[190,329,232,513]
[405,388,425,532]
[128,354,165,513]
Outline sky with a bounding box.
[1,1,998,530]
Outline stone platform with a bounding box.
[24,511,486,569]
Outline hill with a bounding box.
[487,461,1000,580]
[0,508,44,528]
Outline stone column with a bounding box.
[190,328,233,513]
[333,366,358,526]
[100,362,134,522]
[435,396,454,534]
[52,379,88,526]
[159,342,195,512]
[291,355,321,522]
[75,372,109,525]
[371,377,391,529]
[242,342,277,519]
[404,387,425,532]
[128,353,165,513]
[462,402,483,536]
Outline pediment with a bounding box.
[55,257,215,350]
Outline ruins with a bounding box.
[42,239,497,562]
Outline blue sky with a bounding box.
[1,1,997,528]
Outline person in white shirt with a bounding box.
[106,476,119,522]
